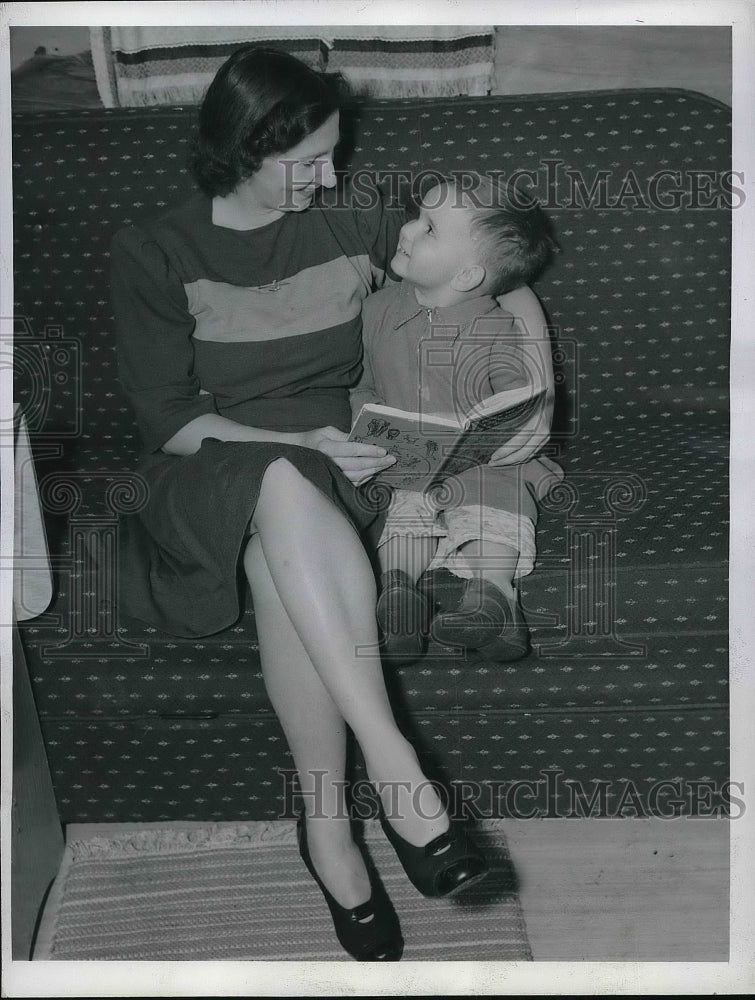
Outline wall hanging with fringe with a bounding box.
[89,25,494,107]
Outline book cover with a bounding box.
[349,384,547,488]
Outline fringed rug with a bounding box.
[33,819,531,962]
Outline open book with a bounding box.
[349,383,548,488]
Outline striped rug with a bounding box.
[33,819,531,961]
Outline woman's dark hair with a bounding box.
[190,47,349,197]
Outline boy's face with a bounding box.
[390,183,483,304]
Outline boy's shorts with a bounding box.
[374,459,562,580]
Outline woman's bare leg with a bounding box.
[246,460,449,854]
[244,534,372,909]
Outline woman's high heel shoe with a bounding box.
[380,813,489,898]
[297,812,404,961]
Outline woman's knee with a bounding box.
[256,457,312,510]
[261,456,302,489]
[248,459,297,535]
[255,457,335,525]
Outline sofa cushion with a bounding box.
[13,88,730,822]
[39,704,728,824]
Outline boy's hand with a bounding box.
[299,426,396,485]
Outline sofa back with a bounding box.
[12,89,731,470]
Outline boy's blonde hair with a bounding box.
[411,172,557,295]
[459,172,558,295]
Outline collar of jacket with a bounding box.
[392,278,499,334]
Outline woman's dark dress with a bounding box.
[111,190,401,637]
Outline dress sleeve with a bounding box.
[484,307,556,468]
[353,181,406,289]
[110,226,217,453]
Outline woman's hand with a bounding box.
[298,426,396,485]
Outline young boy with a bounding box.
[351,173,563,664]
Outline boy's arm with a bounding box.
[349,312,385,423]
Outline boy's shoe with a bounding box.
[417,567,466,615]
[376,569,431,666]
[430,578,530,661]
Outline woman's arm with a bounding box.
[162,413,305,456]
[496,284,548,340]
[112,229,222,452]
[162,414,394,485]
[486,285,556,467]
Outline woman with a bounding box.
[111,47,488,962]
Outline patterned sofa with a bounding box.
[13,88,730,824]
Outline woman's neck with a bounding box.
[211,191,283,231]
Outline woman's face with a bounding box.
[238,111,340,213]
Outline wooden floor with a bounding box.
[62,815,730,963]
[503,817,729,961]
